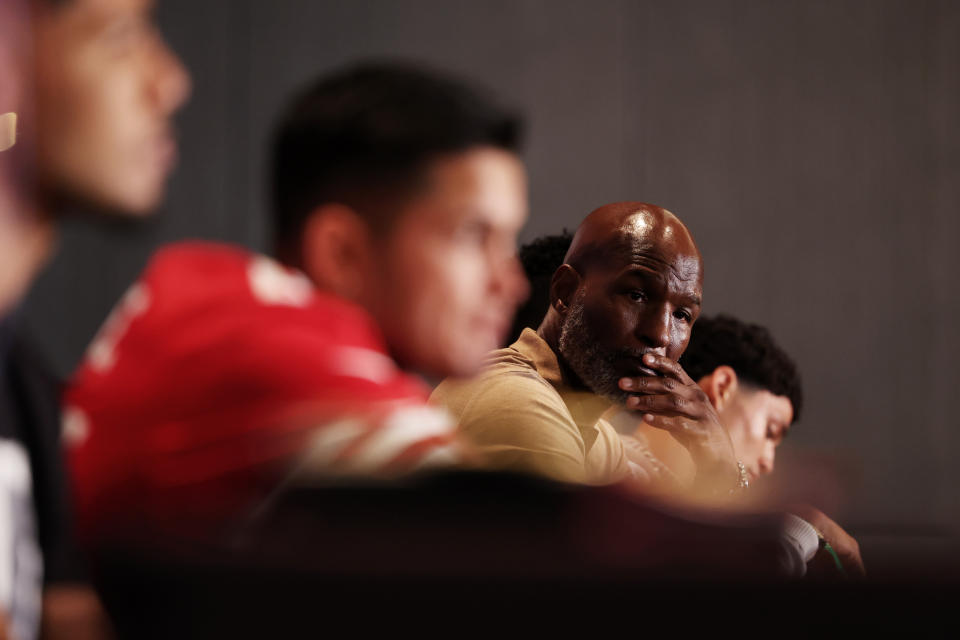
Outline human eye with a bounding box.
[453,218,490,244]
[673,308,692,322]
[627,289,647,302]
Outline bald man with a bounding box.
[432,202,740,492]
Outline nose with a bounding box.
[150,31,192,116]
[636,303,671,352]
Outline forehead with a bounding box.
[599,220,703,293]
[406,147,527,228]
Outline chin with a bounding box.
[81,180,166,218]
[118,182,167,215]
[437,346,491,380]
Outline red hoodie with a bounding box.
[64,242,460,538]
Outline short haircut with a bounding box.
[508,231,573,341]
[680,314,803,422]
[271,61,523,261]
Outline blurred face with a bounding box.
[717,387,792,482]
[367,146,529,379]
[559,212,703,402]
[33,0,190,214]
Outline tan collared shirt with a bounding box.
[431,328,630,485]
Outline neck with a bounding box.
[537,308,589,390]
[537,308,562,355]
[0,191,55,316]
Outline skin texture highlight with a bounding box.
[542,202,703,393]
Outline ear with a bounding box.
[549,264,581,316]
[699,365,739,412]
[299,204,374,301]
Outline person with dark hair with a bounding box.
[507,231,572,342]
[268,63,527,376]
[64,62,529,542]
[612,313,802,488]
[676,314,802,481]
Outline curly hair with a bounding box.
[680,314,803,423]
[507,231,574,342]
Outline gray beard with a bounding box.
[557,293,632,405]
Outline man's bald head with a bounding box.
[541,201,704,402]
[564,202,702,287]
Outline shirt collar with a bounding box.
[510,328,614,449]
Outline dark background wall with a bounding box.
[23,0,960,569]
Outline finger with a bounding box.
[640,353,694,384]
[841,549,867,577]
[625,391,705,420]
[619,375,689,395]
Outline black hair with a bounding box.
[271,61,523,262]
[680,314,803,422]
[507,231,573,342]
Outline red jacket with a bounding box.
[65,242,459,537]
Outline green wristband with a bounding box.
[821,540,847,577]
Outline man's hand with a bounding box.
[788,504,866,578]
[619,353,738,496]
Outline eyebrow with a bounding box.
[681,293,702,308]
[620,266,702,307]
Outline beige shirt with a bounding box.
[431,328,630,485]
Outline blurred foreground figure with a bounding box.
[33,0,190,215]
[65,63,529,539]
[1,0,189,637]
[0,4,44,638]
